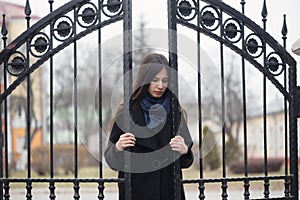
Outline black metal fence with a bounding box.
[0,0,298,199]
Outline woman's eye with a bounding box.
[162,79,168,83]
[151,78,159,82]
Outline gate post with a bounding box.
[289,64,298,199]
[167,0,181,200]
[123,0,133,199]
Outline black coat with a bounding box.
[104,104,194,200]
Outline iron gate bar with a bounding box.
[175,0,298,199]
[196,0,206,199]
[0,178,124,183]
[280,14,290,198]
[168,0,182,199]
[49,0,55,199]
[0,15,123,104]
[0,12,8,200]
[97,0,104,199]
[0,0,299,199]
[262,1,269,197]
[25,2,33,199]
[123,0,133,199]
[48,1,57,199]
[240,1,250,199]
[175,19,291,100]
[0,0,90,66]
[200,0,296,71]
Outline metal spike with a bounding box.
[261,0,268,19]
[240,0,246,14]
[1,15,8,37]
[25,0,32,16]
[48,0,54,12]
[281,14,287,37]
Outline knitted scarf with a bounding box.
[140,92,170,129]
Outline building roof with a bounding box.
[0,1,39,24]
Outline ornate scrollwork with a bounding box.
[176,0,198,21]
[200,5,220,31]
[245,33,263,58]
[53,16,74,42]
[7,52,27,76]
[266,52,284,76]
[77,2,98,28]
[102,0,123,18]
[223,18,242,43]
[29,32,50,58]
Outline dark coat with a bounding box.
[104,104,193,200]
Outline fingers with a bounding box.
[169,135,188,154]
[116,133,136,151]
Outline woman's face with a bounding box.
[148,67,168,98]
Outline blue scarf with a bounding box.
[140,92,170,129]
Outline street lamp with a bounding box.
[291,38,300,55]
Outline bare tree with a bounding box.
[205,54,247,164]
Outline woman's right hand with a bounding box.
[115,133,136,151]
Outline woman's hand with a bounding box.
[169,135,188,154]
[116,133,136,151]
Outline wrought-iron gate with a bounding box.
[0,0,299,199]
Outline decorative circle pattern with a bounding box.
[266,52,284,76]
[200,6,220,31]
[53,16,74,42]
[103,0,123,17]
[7,52,27,76]
[223,18,242,43]
[245,34,263,58]
[77,2,98,28]
[178,1,192,17]
[247,38,258,54]
[82,7,96,24]
[29,32,50,58]
[57,21,71,37]
[176,0,197,21]
[107,0,121,13]
[34,37,48,53]
[225,23,237,39]
[202,11,215,27]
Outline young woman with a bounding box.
[105,52,194,200]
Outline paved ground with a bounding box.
[8,188,289,199]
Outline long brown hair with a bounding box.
[130,52,170,109]
[111,52,187,127]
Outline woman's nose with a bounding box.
[157,80,164,88]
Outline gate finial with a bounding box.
[281,14,287,38]
[25,0,32,16]
[261,0,268,19]
[1,15,8,38]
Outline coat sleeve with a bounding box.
[178,112,194,169]
[104,116,126,170]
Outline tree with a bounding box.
[204,54,245,165]
[132,15,153,67]
[51,16,154,145]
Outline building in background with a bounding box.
[0,1,43,170]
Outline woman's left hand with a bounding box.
[169,135,188,154]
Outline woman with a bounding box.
[105,52,193,200]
